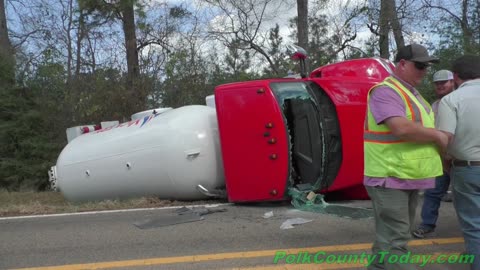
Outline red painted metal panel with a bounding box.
[309,58,394,199]
[310,57,394,80]
[215,81,290,202]
[312,79,373,199]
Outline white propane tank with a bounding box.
[131,108,172,120]
[56,105,224,202]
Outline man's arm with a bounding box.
[369,86,448,151]
[384,116,449,152]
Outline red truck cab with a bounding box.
[215,57,394,202]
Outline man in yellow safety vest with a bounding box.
[364,44,449,270]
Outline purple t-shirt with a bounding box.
[364,76,435,189]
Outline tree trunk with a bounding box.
[378,0,404,59]
[296,0,308,50]
[379,0,390,59]
[75,11,85,77]
[0,0,15,86]
[388,0,404,49]
[461,0,474,53]
[296,0,309,71]
[66,0,74,84]
[121,1,141,115]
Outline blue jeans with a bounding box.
[419,172,451,230]
[451,165,480,270]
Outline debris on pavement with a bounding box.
[176,206,227,216]
[133,212,204,229]
[289,188,373,219]
[134,206,227,229]
[280,218,313,229]
[263,211,274,219]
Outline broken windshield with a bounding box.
[270,82,326,192]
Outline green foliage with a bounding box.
[0,52,68,191]
[225,39,252,78]
[169,6,191,18]
[161,48,213,107]
[0,86,63,191]
[78,0,115,18]
[263,24,294,77]
[430,0,480,56]
[0,59,137,191]
[0,54,65,190]
[416,79,436,104]
[66,68,129,123]
[417,45,465,103]
[307,14,337,67]
[207,50,255,89]
[0,54,15,87]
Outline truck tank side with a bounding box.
[56,105,224,202]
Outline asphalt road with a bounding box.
[0,198,470,270]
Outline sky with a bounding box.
[5,0,458,74]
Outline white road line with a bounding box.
[0,203,233,220]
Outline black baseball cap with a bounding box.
[394,44,439,64]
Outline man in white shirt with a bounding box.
[437,55,480,270]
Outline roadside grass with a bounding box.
[0,191,225,217]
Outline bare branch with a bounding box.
[10,29,41,48]
[421,0,462,25]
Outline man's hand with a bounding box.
[441,131,454,144]
[435,131,449,154]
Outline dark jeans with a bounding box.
[419,172,451,230]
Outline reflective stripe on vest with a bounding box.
[385,78,423,124]
[364,131,404,143]
[364,77,423,143]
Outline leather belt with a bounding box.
[452,160,480,167]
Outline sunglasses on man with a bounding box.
[413,62,429,70]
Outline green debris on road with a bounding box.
[288,188,373,219]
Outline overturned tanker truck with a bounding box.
[49,47,395,203]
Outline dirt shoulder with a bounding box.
[0,191,226,217]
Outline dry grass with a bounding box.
[0,191,226,217]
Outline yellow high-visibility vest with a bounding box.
[364,76,443,179]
